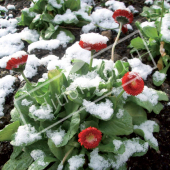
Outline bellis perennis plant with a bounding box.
[0,32,168,170]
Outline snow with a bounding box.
[136,86,159,106]
[21,99,33,106]
[105,0,126,11]
[29,104,54,120]
[144,0,153,5]
[28,39,60,53]
[128,5,138,14]
[88,148,110,170]
[11,124,42,146]
[40,55,59,66]
[81,0,95,5]
[152,5,161,9]
[46,128,65,146]
[22,8,36,17]
[64,42,91,64]
[68,154,85,170]
[67,71,105,91]
[21,54,40,79]
[57,31,72,48]
[53,9,78,24]
[111,138,148,169]
[113,139,123,150]
[83,99,114,120]
[140,21,155,28]
[161,14,170,43]
[47,57,71,71]
[0,75,16,116]
[0,51,27,68]
[0,33,24,58]
[82,22,96,33]
[91,8,118,30]
[116,109,124,119]
[20,27,40,43]
[153,71,166,82]
[30,150,45,160]
[30,150,48,167]
[7,5,15,10]
[128,58,153,80]
[80,32,109,44]
[112,87,130,100]
[134,120,158,147]
[48,0,64,9]
[57,164,63,170]
[0,6,8,12]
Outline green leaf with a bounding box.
[130,37,146,50]
[48,69,68,104]
[18,10,35,26]
[98,141,125,154]
[124,102,147,125]
[44,23,56,39]
[153,102,164,114]
[28,156,56,170]
[143,26,158,39]
[69,60,89,75]
[114,60,129,79]
[10,146,23,159]
[64,0,80,11]
[134,120,159,151]
[99,110,133,136]
[2,152,33,170]
[156,90,169,101]
[128,96,154,113]
[29,0,47,14]
[48,139,64,161]
[0,121,20,141]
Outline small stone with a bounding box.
[101,30,112,41]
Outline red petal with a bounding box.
[122,25,128,34]
[122,72,144,96]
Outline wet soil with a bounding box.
[0,0,170,169]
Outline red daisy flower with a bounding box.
[78,127,102,149]
[6,54,28,70]
[112,9,133,25]
[79,33,108,52]
[122,72,144,96]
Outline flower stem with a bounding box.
[111,22,123,62]
[159,0,165,35]
[89,50,95,71]
[62,147,74,165]
[21,71,32,87]
[117,89,124,100]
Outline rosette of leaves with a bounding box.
[141,0,170,21]
[0,59,168,170]
[17,0,92,43]
[129,10,170,86]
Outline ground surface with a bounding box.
[0,0,170,169]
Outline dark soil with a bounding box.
[0,0,170,170]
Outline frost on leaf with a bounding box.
[134,120,159,150]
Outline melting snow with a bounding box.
[134,120,158,147]
[46,128,65,146]
[68,154,85,170]
[128,58,152,80]
[83,99,114,120]
[11,124,42,146]
[153,71,166,82]
[0,75,16,116]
